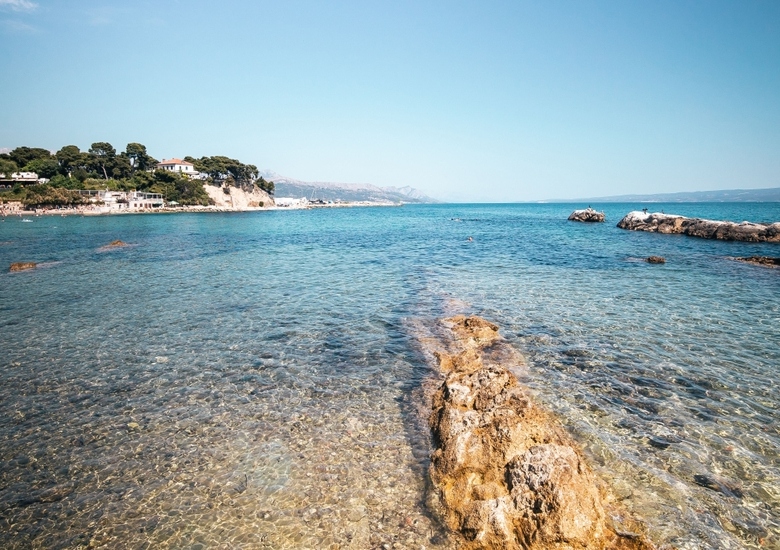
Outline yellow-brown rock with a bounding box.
[10,262,37,272]
[428,315,654,550]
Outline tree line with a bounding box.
[0,143,274,207]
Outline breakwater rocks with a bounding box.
[568,208,606,222]
[617,211,780,242]
[9,262,36,272]
[428,316,653,549]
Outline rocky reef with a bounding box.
[617,211,780,243]
[428,316,653,550]
[568,208,606,223]
[734,256,780,268]
[646,256,665,264]
[9,262,36,272]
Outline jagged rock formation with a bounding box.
[734,256,780,268]
[203,184,275,209]
[568,208,606,222]
[428,316,653,549]
[10,262,36,272]
[617,211,780,243]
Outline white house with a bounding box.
[92,190,164,212]
[156,158,199,176]
[0,172,40,184]
[129,192,164,210]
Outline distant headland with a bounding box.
[555,187,780,203]
[0,143,276,212]
[0,143,436,213]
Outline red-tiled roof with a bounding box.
[157,158,194,166]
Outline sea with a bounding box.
[0,202,778,550]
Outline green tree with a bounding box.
[111,155,134,179]
[24,158,61,179]
[56,145,87,177]
[9,147,52,168]
[257,176,275,195]
[185,155,259,187]
[88,142,117,179]
[130,170,154,190]
[123,143,157,173]
[48,174,77,189]
[0,159,18,178]
[72,168,90,183]
[152,169,210,205]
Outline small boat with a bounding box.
[21,219,32,223]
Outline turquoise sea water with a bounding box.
[0,203,778,549]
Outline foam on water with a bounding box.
[0,203,778,549]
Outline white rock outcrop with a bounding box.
[203,184,275,209]
[568,208,606,222]
[617,211,780,242]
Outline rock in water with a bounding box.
[107,240,128,247]
[10,262,37,272]
[569,208,606,222]
[734,256,780,268]
[428,315,654,549]
[646,256,666,264]
[617,211,780,243]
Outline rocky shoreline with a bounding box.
[425,316,653,549]
[617,211,780,242]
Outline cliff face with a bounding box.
[427,316,653,550]
[203,184,275,209]
[617,211,780,242]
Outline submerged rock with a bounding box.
[617,211,780,243]
[428,315,654,549]
[9,262,36,272]
[569,208,606,222]
[693,474,744,499]
[646,256,666,264]
[734,256,780,268]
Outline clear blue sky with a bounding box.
[1,0,778,201]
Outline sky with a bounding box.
[1,0,778,202]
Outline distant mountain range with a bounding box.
[259,170,438,203]
[560,187,780,203]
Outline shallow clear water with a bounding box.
[0,203,778,549]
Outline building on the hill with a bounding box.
[156,158,199,177]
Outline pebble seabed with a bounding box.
[0,353,454,550]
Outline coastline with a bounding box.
[0,201,404,218]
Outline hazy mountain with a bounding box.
[560,187,780,203]
[259,170,438,203]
